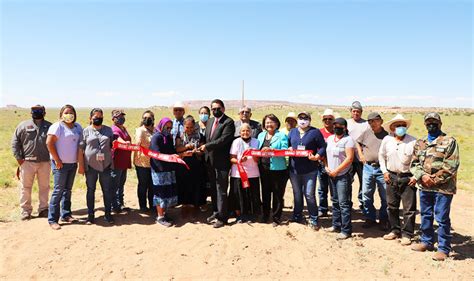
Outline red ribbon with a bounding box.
[112,141,190,170]
[237,149,313,188]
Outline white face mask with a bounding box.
[298,119,310,129]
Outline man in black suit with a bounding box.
[198,99,235,228]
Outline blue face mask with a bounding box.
[395,126,407,137]
[199,114,209,123]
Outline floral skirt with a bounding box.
[151,170,178,209]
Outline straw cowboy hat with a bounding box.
[383,114,412,132]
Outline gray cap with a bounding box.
[367,112,382,121]
[424,112,441,122]
[297,111,312,120]
[351,101,363,110]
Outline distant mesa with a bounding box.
[6,104,19,109]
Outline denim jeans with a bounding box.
[289,170,318,225]
[112,169,127,210]
[136,166,154,210]
[48,162,77,224]
[86,166,113,217]
[317,165,331,214]
[362,164,387,222]
[420,190,453,254]
[330,173,352,235]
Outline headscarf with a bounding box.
[156,117,172,144]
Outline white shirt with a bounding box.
[229,137,260,178]
[378,134,416,174]
[347,118,369,160]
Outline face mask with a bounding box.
[297,119,310,129]
[92,117,103,126]
[334,127,345,136]
[32,110,44,120]
[394,126,407,137]
[426,123,439,134]
[115,116,126,125]
[62,113,75,124]
[212,108,223,118]
[199,114,209,123]
[143,117,154,127]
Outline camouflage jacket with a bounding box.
[410,133,459,194]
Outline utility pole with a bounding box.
[241,80,245,107]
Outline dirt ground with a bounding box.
[0,180,473,280]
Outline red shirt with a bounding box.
[319,127,334,142]
[112,125,132,169]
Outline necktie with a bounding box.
[210,118,219,139]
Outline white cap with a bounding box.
[321,108,335,119]
[285,112,297,121]
[172,101,185,108]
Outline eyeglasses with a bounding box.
[322,118,333,122]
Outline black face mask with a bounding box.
[32,110,44,120]
[92,117,103,126]
[212,108,223,118]
[334,127,345,136]
[426,123,440,134]
[143,117,154,127]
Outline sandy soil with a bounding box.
[0,181,473,280]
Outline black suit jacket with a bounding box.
[205,114,235,170]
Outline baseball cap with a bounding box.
[367,112,382,121]
[424,112,441,122]
[297,111,311,120]
[351,101,363,111]
[111,109,126,118]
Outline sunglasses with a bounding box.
[298,117,309,121]
[240,111,250,114]
[322,118,333,122]
[173,108,184,112]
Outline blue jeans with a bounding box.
[420,191,453,254]
[317,166,331,214]
[362,164,387,222]
[112,169,127,210]
[86,166,113,217]
[48,162,77,224]
[330,173,352,235]
[290,170,318,225]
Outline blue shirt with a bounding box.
[288,127,326,174]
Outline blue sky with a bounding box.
[1,0,472,108]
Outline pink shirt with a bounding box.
[112,125,132,170]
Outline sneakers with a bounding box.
[21,213,31,221]
[49,223,61,230]
[318,211,328,217]
[433,251,448,261]
[361,220,377,229]
[383,232,400,240]
[411,243,434,252]
[213,220,225,228]
[324,226,340,233]
[207,213,217,223]
[400,237,412,246]
[86,215,95,225]
[156,217,172,227]
[38,209,49,218]
[336,233,351,240]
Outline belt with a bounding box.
[366,161,380,167]
[388,170,412,177]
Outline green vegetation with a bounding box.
[0,105,472,220]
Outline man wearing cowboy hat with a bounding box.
[280,112,297,135]
[378,114,417,246]
[410,112,460,261]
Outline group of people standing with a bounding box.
[11,100,459,261]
